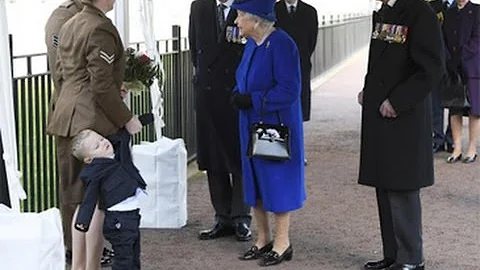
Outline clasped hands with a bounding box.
[357,91,397,118]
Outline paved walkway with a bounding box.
[139,49,480,270]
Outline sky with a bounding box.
[5,0,375,56]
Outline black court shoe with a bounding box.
[258,245,293,267]
[462,153,477,163]
[364,258,395,269]
[446,153,462,163]
[239,241,273,260]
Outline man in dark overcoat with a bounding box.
[189,0,251,241]
[275,0,318,122]
[357,0,445,269]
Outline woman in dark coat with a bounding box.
[230,0,305,266]
[443,0,480,163]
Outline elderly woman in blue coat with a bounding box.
[230,0,306,267]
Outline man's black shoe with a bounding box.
[235,222,252,241]
[432,143,444,153]
[365,258,395,269]
[198,222,235,240]
[386,263,424,270]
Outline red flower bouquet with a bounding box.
[124,47,160,95]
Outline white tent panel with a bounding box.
[0,0,26,211]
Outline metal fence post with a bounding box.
[172,25,183,139]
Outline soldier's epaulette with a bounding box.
[60,0,75,8]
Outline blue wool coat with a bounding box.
[235,29,306,213]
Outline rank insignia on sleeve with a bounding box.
[52,35,59,49]
[372,23,409,44]
[100,50,115,64]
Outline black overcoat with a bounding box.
[359,0,445,190]
[275,0,318,121]
[189,0,244,172]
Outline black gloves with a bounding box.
[230,92,253,110]
[138,113,154,126]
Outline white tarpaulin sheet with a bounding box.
[0,205,65,270]
[132,0,188,229]
[133,138,187,228]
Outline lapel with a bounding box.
[294,0,304,20]
[277,1,288,20]
[207,7,239,68]
[240,43,257,93]
[209,0,219,42]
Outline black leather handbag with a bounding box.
[247,100,291,161]
[441,72,470,109]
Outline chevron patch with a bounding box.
[52,35,59,49]
[100,51,115,64]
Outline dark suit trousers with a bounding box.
[206,171,251,226]
[301,67,312,122]
[0,134,10,207]
[431,86,452,146]
[376,189,423,265]
[103,210,141,270]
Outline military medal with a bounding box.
[226,26,246,44]
[372,23,409,44]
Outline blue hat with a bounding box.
[231,0,276,22]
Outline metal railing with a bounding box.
[9,26,195,212]
[9,16,372,212]
[312,14,371,78]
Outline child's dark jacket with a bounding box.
[75,129,146,232]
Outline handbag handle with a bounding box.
[260,95,284,126]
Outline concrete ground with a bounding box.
[137,48,480,270]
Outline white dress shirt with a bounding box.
[217,0,233,20]
[284,0,298,13]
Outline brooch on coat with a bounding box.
[226,26,247,44]
[372,23,409,44]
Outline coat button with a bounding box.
[453,46,456,51]
[197,49,203,54]
[205,86,212,91]
[207,68,211,73]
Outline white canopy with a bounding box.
[0,0,26,212]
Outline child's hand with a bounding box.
[125,116,143,134]
[120,84,129,100]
